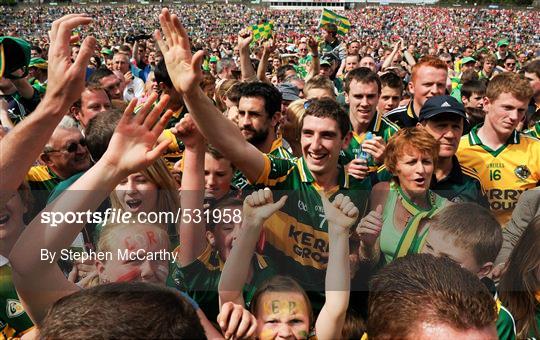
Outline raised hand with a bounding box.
[243,188,287,228]
[237,29,253,50]
[356,204,383,247]
[320,193,359,233]
[307,36,318,53]
[46,14,96,109]
[155,8,205,95]
[100,93,172,176]
[263,36,277,54]
[171,113,205,149]
[217,302,257,340]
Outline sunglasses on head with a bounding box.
[46,138,87,154]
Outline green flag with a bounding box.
[319,8,351,36]
[249,22,274,41]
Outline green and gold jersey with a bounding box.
[232,136,294,190]
[170,245,275,322]
[340,114,399,170]
[525,122,540,139]
[26,165,62,218]
[0,261,34,339]
[253,156,370,294]
[456,125,540,225]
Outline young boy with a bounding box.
[422,202,516,340]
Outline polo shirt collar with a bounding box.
[297,157,350,189]
[468,124,519,146]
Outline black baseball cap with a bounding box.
[419,95,466,122]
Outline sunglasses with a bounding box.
[505,63,515,67]
[46,138,87,154]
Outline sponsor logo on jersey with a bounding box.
[6,299,24,318]
[514,165,531,181]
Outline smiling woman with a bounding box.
[356,127,449,266]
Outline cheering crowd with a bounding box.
[1,3,540,339]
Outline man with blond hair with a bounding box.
[457,73,540,226]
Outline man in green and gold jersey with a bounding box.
[457,73,540,226]
[231,82,293,190]
[158,9,370,309]
[340,68,399,179]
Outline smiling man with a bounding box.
[340,68,398,178]
[417,95,488,206]
[385,57,448,128]
[157,8,370,309]
[457,73,540,225]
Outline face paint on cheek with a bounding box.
[146,230,157,245]
[297,330,309,340]
[259,328,275,340]
[115,268,141,282]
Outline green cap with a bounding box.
[209,56,219,63]
[101,48,113,56]
[461,57,476,64]
[0,36,31,79]
[29,57,48,69]
[497,39,509,47]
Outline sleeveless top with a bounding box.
[379,181,448,264]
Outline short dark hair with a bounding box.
[87,66,115,85]
[368,254,497,339]
[344,67,381,94]
[154,59,173,88]
[85,108,123,161]
[277,65,296,83]
[238,82,282,118]
[461,80,487,99]
[39,282,205,339]
[301,98,350,138]
[380,71,404,93]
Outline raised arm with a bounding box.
[256,38,276,84]
[174,114,208,266]
[218,188,287,307]
[238,29,256,81]
[9,94,172,323]
[0,15,95,205]
[305,37,320,81]
[315,193,359,340]
[157,8,265,184]
[380,39,401,72]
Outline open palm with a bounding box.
[155,8,205,95]
[101,93,172,176]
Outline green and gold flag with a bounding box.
[319,8,351,36]
[249,21,274,41]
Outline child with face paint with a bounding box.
[218,189,359,340]
[173,114,277,323]
[8,95,222,338]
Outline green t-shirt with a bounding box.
[171,245,276,322]
[0,263,34,338]
[496,299,517,340]
[339,114,399,170]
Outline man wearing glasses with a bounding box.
[26,116,92,215]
